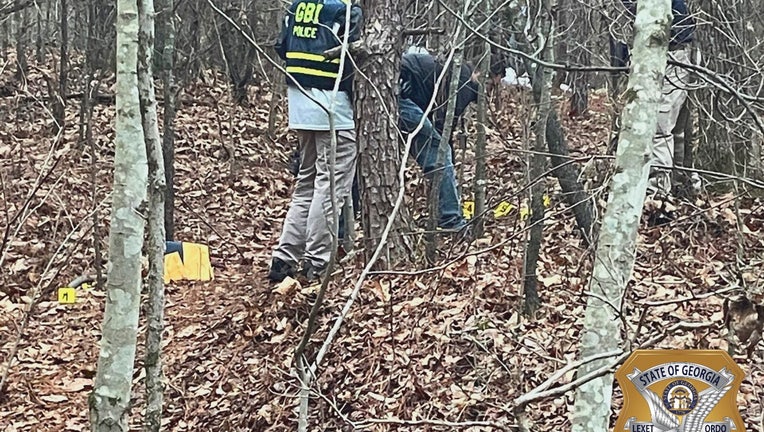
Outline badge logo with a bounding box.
[615,350,746,432]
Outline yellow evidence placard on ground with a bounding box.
[462,201,475,219]
[58,287,76,304]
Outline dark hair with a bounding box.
[489,49,507,77]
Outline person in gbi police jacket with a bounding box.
[611,0,696,198]
[268,0,363,283]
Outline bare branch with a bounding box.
[640,286,738,307]
[0,0,34,17]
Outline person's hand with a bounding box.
[471,69,481,83]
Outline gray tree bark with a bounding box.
[472,0,491,239]
[560,0,591,117]
[52,0,68,132]
[358,0,410,269]
[14,1,27,81]
[426,0,468,263]
[137,0,166,430]
[570,0,672,429]
[523,0,554,317]
[88,0,148,430]
[513,19,594,244]
[157,0,176,240]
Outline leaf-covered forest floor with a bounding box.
[1,56,763,431]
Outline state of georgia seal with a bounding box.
[662,379,698,415]
[615,350,746,432]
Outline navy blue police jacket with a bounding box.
[275,0,363,95]
[612,0,696,68]
[621,0,696,47]
[400,53,479,135]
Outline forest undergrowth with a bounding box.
[0,56,763,431]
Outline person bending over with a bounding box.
[399,52,480,230]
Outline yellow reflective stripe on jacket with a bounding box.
[286,66,339,78]
[286,52,341,64]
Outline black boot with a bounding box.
[299,262,326,284]
[268,257,296,282]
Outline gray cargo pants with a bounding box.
[648,45,691,196]
[273,129,358,269]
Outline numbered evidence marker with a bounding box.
[58,287,76,304]
[493,201,514,218]
[462,201,475,219]
[519,204,530,221]
[499,196,550,221]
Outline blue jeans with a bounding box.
[399,98,465,229]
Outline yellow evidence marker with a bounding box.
[493,201,514,218]
[462,201,475,219]
[519,203,530,221]
[58,287,76,304]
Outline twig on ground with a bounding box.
[639,285,737,307]
[0,201,105,395]
[312,387,359,429]
[67,275,96,288]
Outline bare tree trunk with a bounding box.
[78,4,96,147]
[563,1,590,117]
[694,0,763,180]
[1,15,7,61]
[34,4,43,63]
[15,2,28,82]
[570,0,672,429]
[515,24,594,244]
[218,6,254,106]
[523,0,554,317]
[545,111,593,243]
[88,0,148,429]
[137,0,166,430]
[426,2,467,263]
[79,0,106,289]
[158,0,176,239]
[671,99,695,196]
[358,0,410,269]
[53,0,68,131]
[473,0,491,239]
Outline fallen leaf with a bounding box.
[61,378,92,393]
[40,395,68,403]
[541,274,563,287]
[274,276,299,295]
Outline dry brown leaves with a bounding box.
[0,59,762,432]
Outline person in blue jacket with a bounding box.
[399,52,480,231]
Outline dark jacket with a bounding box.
[275,0,363,94]
[400,53,479,135]
[621,0,695,47]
